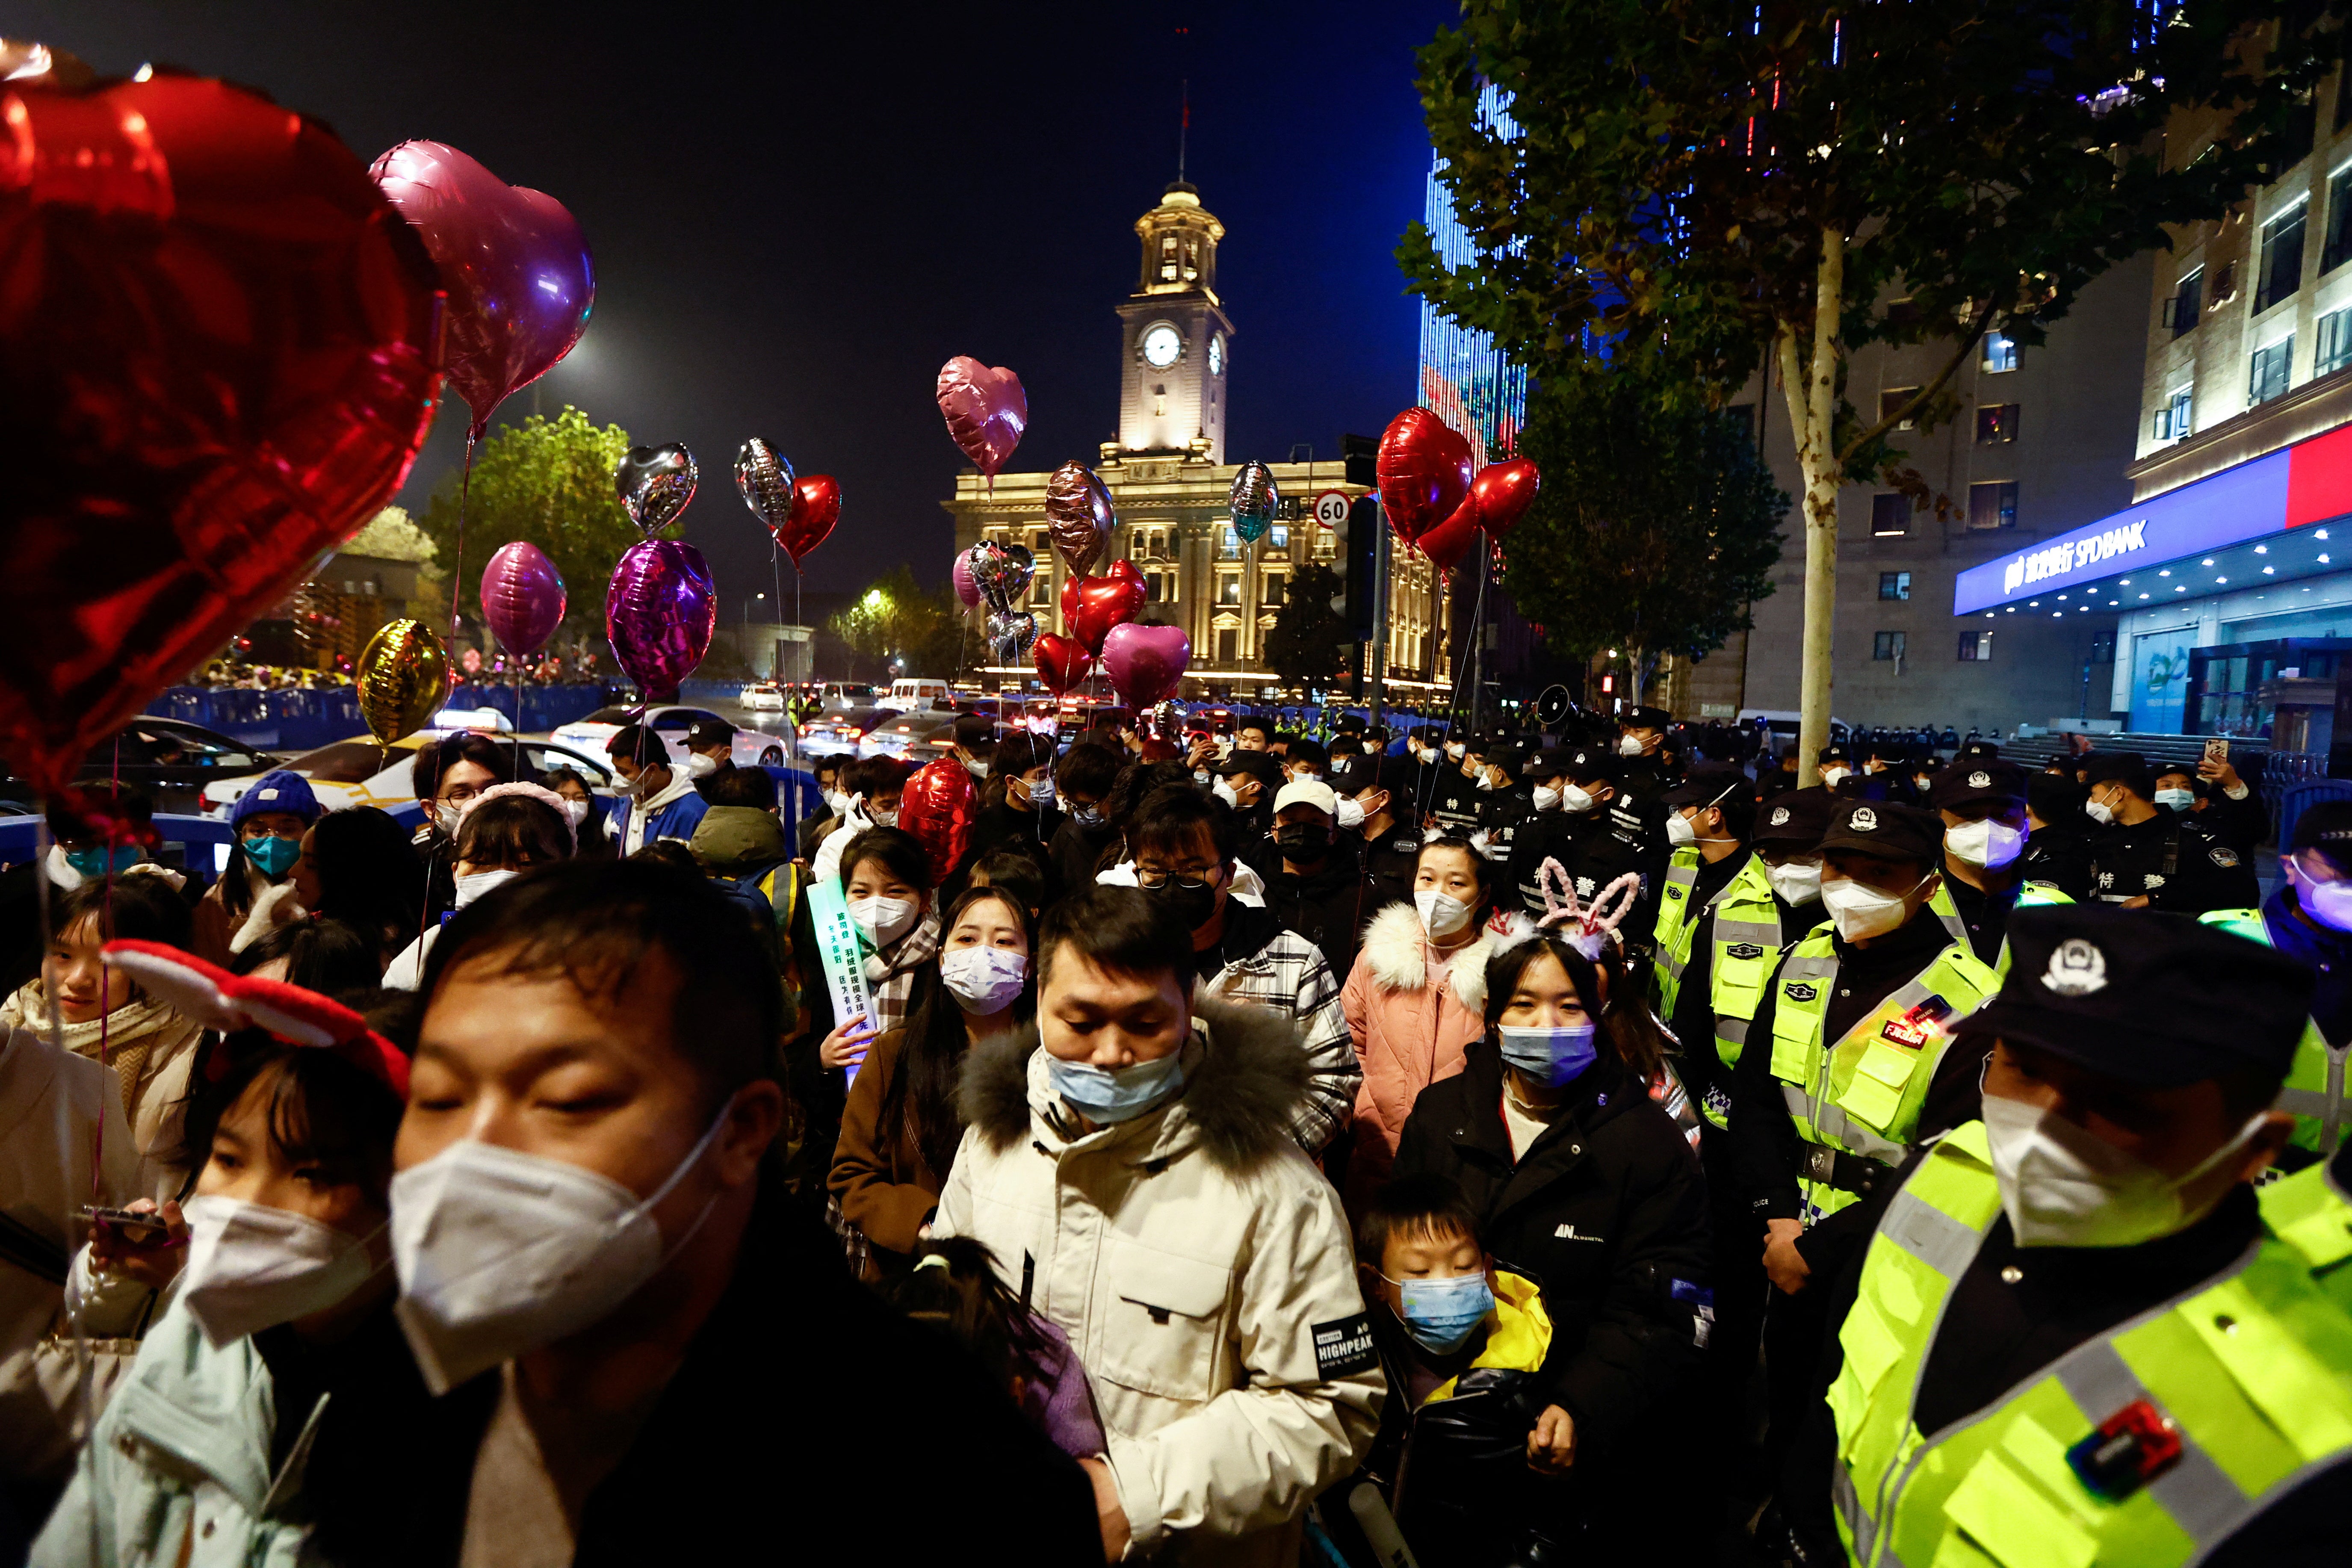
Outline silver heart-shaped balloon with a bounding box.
[968,539,1034,612]
[987,609,1038,663]
[617,443,698,537]
[733,438,794,531]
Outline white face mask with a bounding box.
[1765,856,1824,906]
[1943,818,2024,871]
[391,1108,731,1395]
[940,946,1027,1014]
[964,757,990,781]
[2154,787,2194,813]
[1616,735,1645,757]
[848,895,919,948]
[1531,785,1562,813]
[823,789,850,816]
[2084,794,2115,826]
[1212,774,1240,807]
[2287,858,2352,931]
[682,753,719,780]
[1982,1093,2267,1249]
[868,806,899,828]
[1819,766,1850,788]
[1445,744,1466,761]
[433,800,463,834]
[1415,888,1474,939]
[180,1194,382,1348]
[1560,784,1596,815]
[1818,872,1923,941]
[1665,812,1699,847]
[1194,769,1213,787]
[1475,772,1498,792]
[453,867,522,910]
[1336,796,1368,830]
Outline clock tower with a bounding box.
[1114,182,1233,461]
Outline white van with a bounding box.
[878,678,952,713]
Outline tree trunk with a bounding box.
[1780,226,1845,788]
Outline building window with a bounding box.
[2250,336,2295,405]
[1218,527,1241,560]
[2319,307,2352,378]
[1958,630,1993,662]
[2326,165,2352,275]
[1262,571,1288,608]
[1214,626,1239,664]
[2089,629,2116,663]
[1878,571,1912,601]
[1880,386,1919,431]
[1873,631,1907,662]
[2256,202,2308,313]
[1160,234,1179,282]
[1145,568,1177,604]
[1268,525,1289,550]
[1981,332,2019,373]
[1312,529,1336,561]
[1967,481,2019,531]
[1870,494,1912,536]
[1029,573,1052,608]
[1029,529,1050,556]
[1217,571,1242,607]
[2152,385,2195,441]
[2163,267,2204,337]
[1975,404,2021,444]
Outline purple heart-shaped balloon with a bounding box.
[606,539,716,702]
[1100,622,1191,710]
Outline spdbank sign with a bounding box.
[1952,422,2352,614]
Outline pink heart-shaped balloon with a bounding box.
[1376,407,1475,545]
[1469,458,1540,538]
[952,550,981,608]
[1101,622,1191,710]
[937,356,1028,480]
[370,140,594,440]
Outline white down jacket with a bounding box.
[935,992,1382,1566]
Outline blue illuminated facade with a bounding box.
[1417,84,1526,464]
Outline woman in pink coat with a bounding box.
[1340,836,1514,1212]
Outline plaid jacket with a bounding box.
[1199,907,1359,1156]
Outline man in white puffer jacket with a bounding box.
[936,885,1380,1566]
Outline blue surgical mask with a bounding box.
[2154,787,2194,813]
[1392,1271,1495,1355]
[244,836,301,879]
[1072,804,1107,830]
[1047,1051,1186,1125]
[64,845,142,879]
[1496,1023,1598,1088]
[1025,775,1056,809]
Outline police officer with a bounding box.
[1474,741,1536,864]
[2154,755,2269,854]
[1506,747,1587,916]
[2082,751,2258,915]
[1422,730,1486,837]
[1730,799,2002,1490]
[1343,756,1422,917]
[1615,703,1679,800]
[1513,744,1654,921]
[2197,798,2352,1161]
[2019,769,2095,901]
[1927,758,2069,966]
[1816,742,1858,793]
[1790,905,2349,1566]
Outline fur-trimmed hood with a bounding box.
[958,989,1312,1175]
[1356,901,1532,1014]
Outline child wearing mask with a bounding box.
[801,829,942,1174]
[832,887,1034,1276]
[810,756,909,885]
[1351,1173,1565,1568]
[35,958,410,1568]
[383,785,578,990]
[890,1237,1104,1462]
[193,771,321,966]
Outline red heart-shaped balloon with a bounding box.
[899,756,976,884]
[1377,407,1475,545]
[1032,632,1093,694]
[0,71,443,795]
[1469,458,1540,539]
[775,474,841,567]
[1417,495,1484,578]
[1064,559,1146,656]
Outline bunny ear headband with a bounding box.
[102,940,409,1098]
[1532,859,1641,961]
[458,780,583,848]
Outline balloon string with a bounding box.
[449,431,478,640]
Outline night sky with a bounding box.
[12,1,1459,617]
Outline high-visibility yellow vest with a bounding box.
[2260,1155,2352,1315]
[1653,847,1786,1130]
[1768,924,1999,1225]
[1830,1124,2352,1568]
[2196,907,2346,1157]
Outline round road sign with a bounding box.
[1312,490,1352,529]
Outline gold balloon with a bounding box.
[355,618,452,745]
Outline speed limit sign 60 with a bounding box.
[1312,490,1352,529]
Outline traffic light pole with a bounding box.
[1368,497,1388,728]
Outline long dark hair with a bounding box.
[889,1236,1051,1394]
[306,808,423,967]
[178,1035,406,1205]
[1480,935,1669,1087]
[880,886,1035,1183]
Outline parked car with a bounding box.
[68,718,284,816]
[738,682,788,712]
[199,732,620,820]
[876,678,952,713]
[860,709,959,763]
[817,682,880,713]
[798,707,890,761]
[550,704,796,767]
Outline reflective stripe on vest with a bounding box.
[1833,1127,2352,1568]
[2197,907,2348,1156]
[1652,847,1705,1012]
[1769,928,1998,1225]
[1924,880,1973,949]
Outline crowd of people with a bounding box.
[0,697,2344,1566]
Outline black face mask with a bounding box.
[1275,824,1332,858]
[1143,874,1220,932]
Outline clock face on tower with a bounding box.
[1141,323,1182,369]
[1209,334,1224,376]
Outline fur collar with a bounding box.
[1358,901,1533,1012]
[959,990,1311,1175]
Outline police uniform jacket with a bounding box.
[1476,781,1537,861]
[1505,809,1583,917]
[2259,883,2352,1050]
[2020,817,2095,902]
[2085,805,2258,915]
[1425,765,1485,837]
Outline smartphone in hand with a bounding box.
[82,1205,169,1242]
[2204,738,2231,767]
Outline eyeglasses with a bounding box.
[440,784,484,805]
[1135,867,1215,891]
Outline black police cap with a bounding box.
[1752,787,1837,849]
[1620,705,1672,731]
[1818,798,1944,863]
[1930,759,2029,813]
[1956,904,2314,1087]
[1662,764,1749,808]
